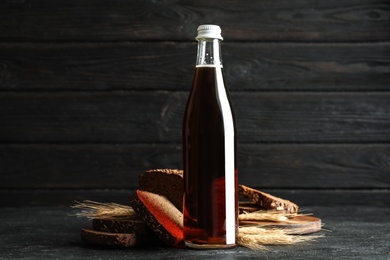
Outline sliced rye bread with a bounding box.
[238,202,264,214]
[238,184,299,213]
[129,190,184,247]
[139,169,183,211]
[92,218,150,235]
[81,228,151,248]
[81,209,160,248]
[140,169,299,214]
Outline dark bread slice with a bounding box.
[239,202,263,214]
[139,169,183,211]
[92,218,150,235]
[129,190,184,247]
[81,228,150,248]
[239,184,299,213]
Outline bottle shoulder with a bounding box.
[195,65,223,68]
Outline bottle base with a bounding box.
[185,241,236,250]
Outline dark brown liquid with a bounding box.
[182,66,238,247]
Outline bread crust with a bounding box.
[238,184,299,213]
[92,218,150,235]
[80,228,149,248]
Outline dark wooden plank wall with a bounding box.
[0,0,389,206]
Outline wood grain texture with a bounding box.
[1,144,389,189]
[0,0,388,42]
[0,42,389,91]
[0,92,389,143]
[0,0,388,204]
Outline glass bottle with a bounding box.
[182,24,238,249]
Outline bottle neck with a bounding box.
[195,39,222,68]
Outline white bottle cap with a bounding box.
[195,24,223,41]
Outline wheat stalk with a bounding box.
[237,226,322,250]
[71,200,322,250]
[71,200,136,220]
[239,209,297,222]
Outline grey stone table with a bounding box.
[0,205,389,259]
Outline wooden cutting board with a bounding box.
[239,215,322,235]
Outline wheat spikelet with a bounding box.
[239,210,297,222]
[237,226,322,250]
[71,200,136,220]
